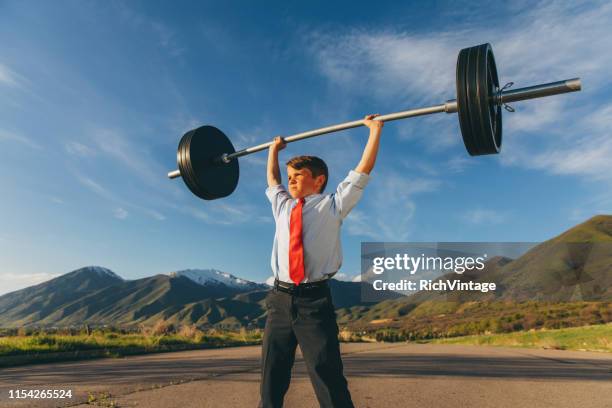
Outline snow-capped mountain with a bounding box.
[169,269,266,290]
[85,266,124,281]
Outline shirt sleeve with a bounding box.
[333,170,370,219]
[265,184,292,220]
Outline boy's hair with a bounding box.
[286,156,328,193]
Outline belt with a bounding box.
[273,278,329,295]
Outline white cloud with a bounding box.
[345,172,440,240]
[65,141,96,157]
[90,128,164,187]
[75,173,165,221]
[305,1,612,181]
[461,209,507,225]
[0,272,61,296]
[146,210,166,221]
[114,207,128,220]
[265,276,275,286]
[76,174,114,201]
[351,274,361,282]
[305,1,612,221]
[114,2,184,58]
[178,200,270,226]
[0,129,41,149]
[0,63,26,88]
[334,272,348,281]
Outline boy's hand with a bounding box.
[270,136,287,152]
[363,114,384,130]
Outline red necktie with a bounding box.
[289,197,305,285]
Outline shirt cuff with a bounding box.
[265,184,287,201]
[346,170,370,189]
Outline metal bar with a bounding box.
[498,78,581,104]
[222,78,581,162]
[225,103,449,161]
[167,77,581,177]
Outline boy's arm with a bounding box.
[266,136,291,219]
[267,136,286,187]
[355,114,384,175]
[332,114,383,219]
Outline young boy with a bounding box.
[258,114,384,408]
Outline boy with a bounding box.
[259,114,383,408]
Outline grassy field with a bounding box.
[0,324,262,367]
[429,323,612,352]
[2,322,610,368]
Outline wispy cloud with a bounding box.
[75,174,166,221]
[65,141,96,157]
[345,172,440,240]
[0,129,42,149]
[461,209,507,225]
[305,1,612,223]
[50,196,64,204]
[114,207,128,220]
[178,200,270,226]
[76,174,114,201]
[89,128,167,187]
[113,2,184,58]
[0,272,61,296]
[305,1,612,178]
[0,63,27,88]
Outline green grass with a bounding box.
[429,323,612,352]
[0,327,263,367]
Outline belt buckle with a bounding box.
[275,280,294,294]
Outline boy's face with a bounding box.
[287,166,326,199]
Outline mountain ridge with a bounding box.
[0,215,610,329]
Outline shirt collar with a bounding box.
[298,194,322,204]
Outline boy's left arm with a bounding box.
[355,114,384,175]
[333,114,384,219]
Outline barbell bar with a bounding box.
[167,43,582,200]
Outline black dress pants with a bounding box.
[258,285,355,408]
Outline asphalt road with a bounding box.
[0,343,610,408]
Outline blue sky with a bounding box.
[1,0,610,295]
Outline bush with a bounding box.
[178,325,204,342]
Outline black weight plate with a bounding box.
[178,130,204,198]
[474,44,500,154]
[456,46,478,155]
[466,46,487,155]
[457,43,503,155]
[177,126,239,200]
[485,44,502,152]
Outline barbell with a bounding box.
[167,43,582,200]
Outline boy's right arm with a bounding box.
[267,136,286,187]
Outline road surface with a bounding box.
[0,343,610,407]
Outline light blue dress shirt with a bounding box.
[265,170,370,284]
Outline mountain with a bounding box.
[338,215,612,329]
[1,216,609,330]
[170,269,268,291]
[0,266,372,328]
[495,215,612,301]
[0,266,124,326]
[394,215,611,304]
